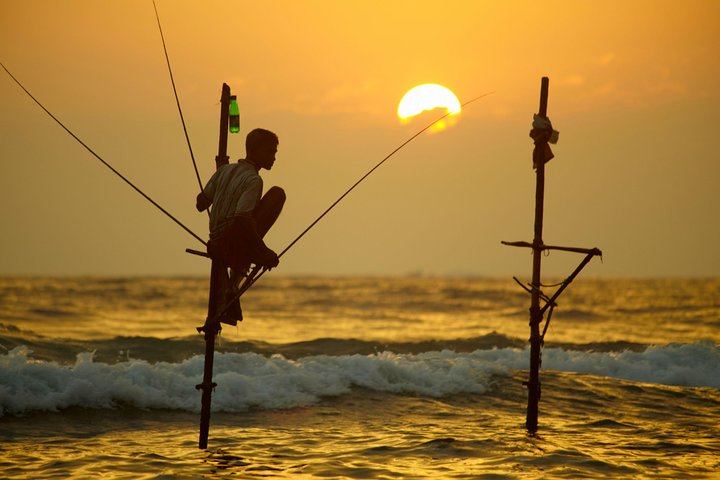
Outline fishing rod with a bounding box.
[212,91,495,318]
[152,0,203,193]
[0,61,207,247]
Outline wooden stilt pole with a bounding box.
[526,77,549,433]
[214,83,231,170]
[502,77,601,433]
[197,83,232,450]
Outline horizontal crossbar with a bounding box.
[186,248,210,258]
[501,240,602,256]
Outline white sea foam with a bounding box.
[464,341,720,388]
[1,342,718,416]
[544,341,720,388]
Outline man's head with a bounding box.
[246,128,279,170]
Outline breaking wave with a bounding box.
[1,341,717,416]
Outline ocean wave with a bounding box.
[553,308,605,320]
[543,341,720,388]
[0,347,507,416]
[1,342,718,416]
[28,307,78,318]
[0,323,21,334]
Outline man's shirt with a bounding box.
[202,161,263,240]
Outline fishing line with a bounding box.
[277,91,495,259]
[217,91,495,312]
[1,61,207,246]
[152,0,203,193]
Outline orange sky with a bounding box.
[1,0,719,276]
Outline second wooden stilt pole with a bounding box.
[503,76,602,433]
[526,77,550,433]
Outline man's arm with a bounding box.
[197,167,223,212]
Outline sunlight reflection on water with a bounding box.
[2,277,717,347]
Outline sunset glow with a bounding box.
[397,84,461,130]
[1,1,718,277]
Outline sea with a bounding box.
[1,276,718,479]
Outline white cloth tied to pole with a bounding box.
[530,114,559,144]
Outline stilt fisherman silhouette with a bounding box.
[196,128,285,322]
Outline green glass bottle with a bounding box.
[229,95,240,133]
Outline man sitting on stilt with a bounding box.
[195,128,285,323]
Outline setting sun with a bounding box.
[397,84,461,130]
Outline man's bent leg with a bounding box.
[254,186,286,238]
